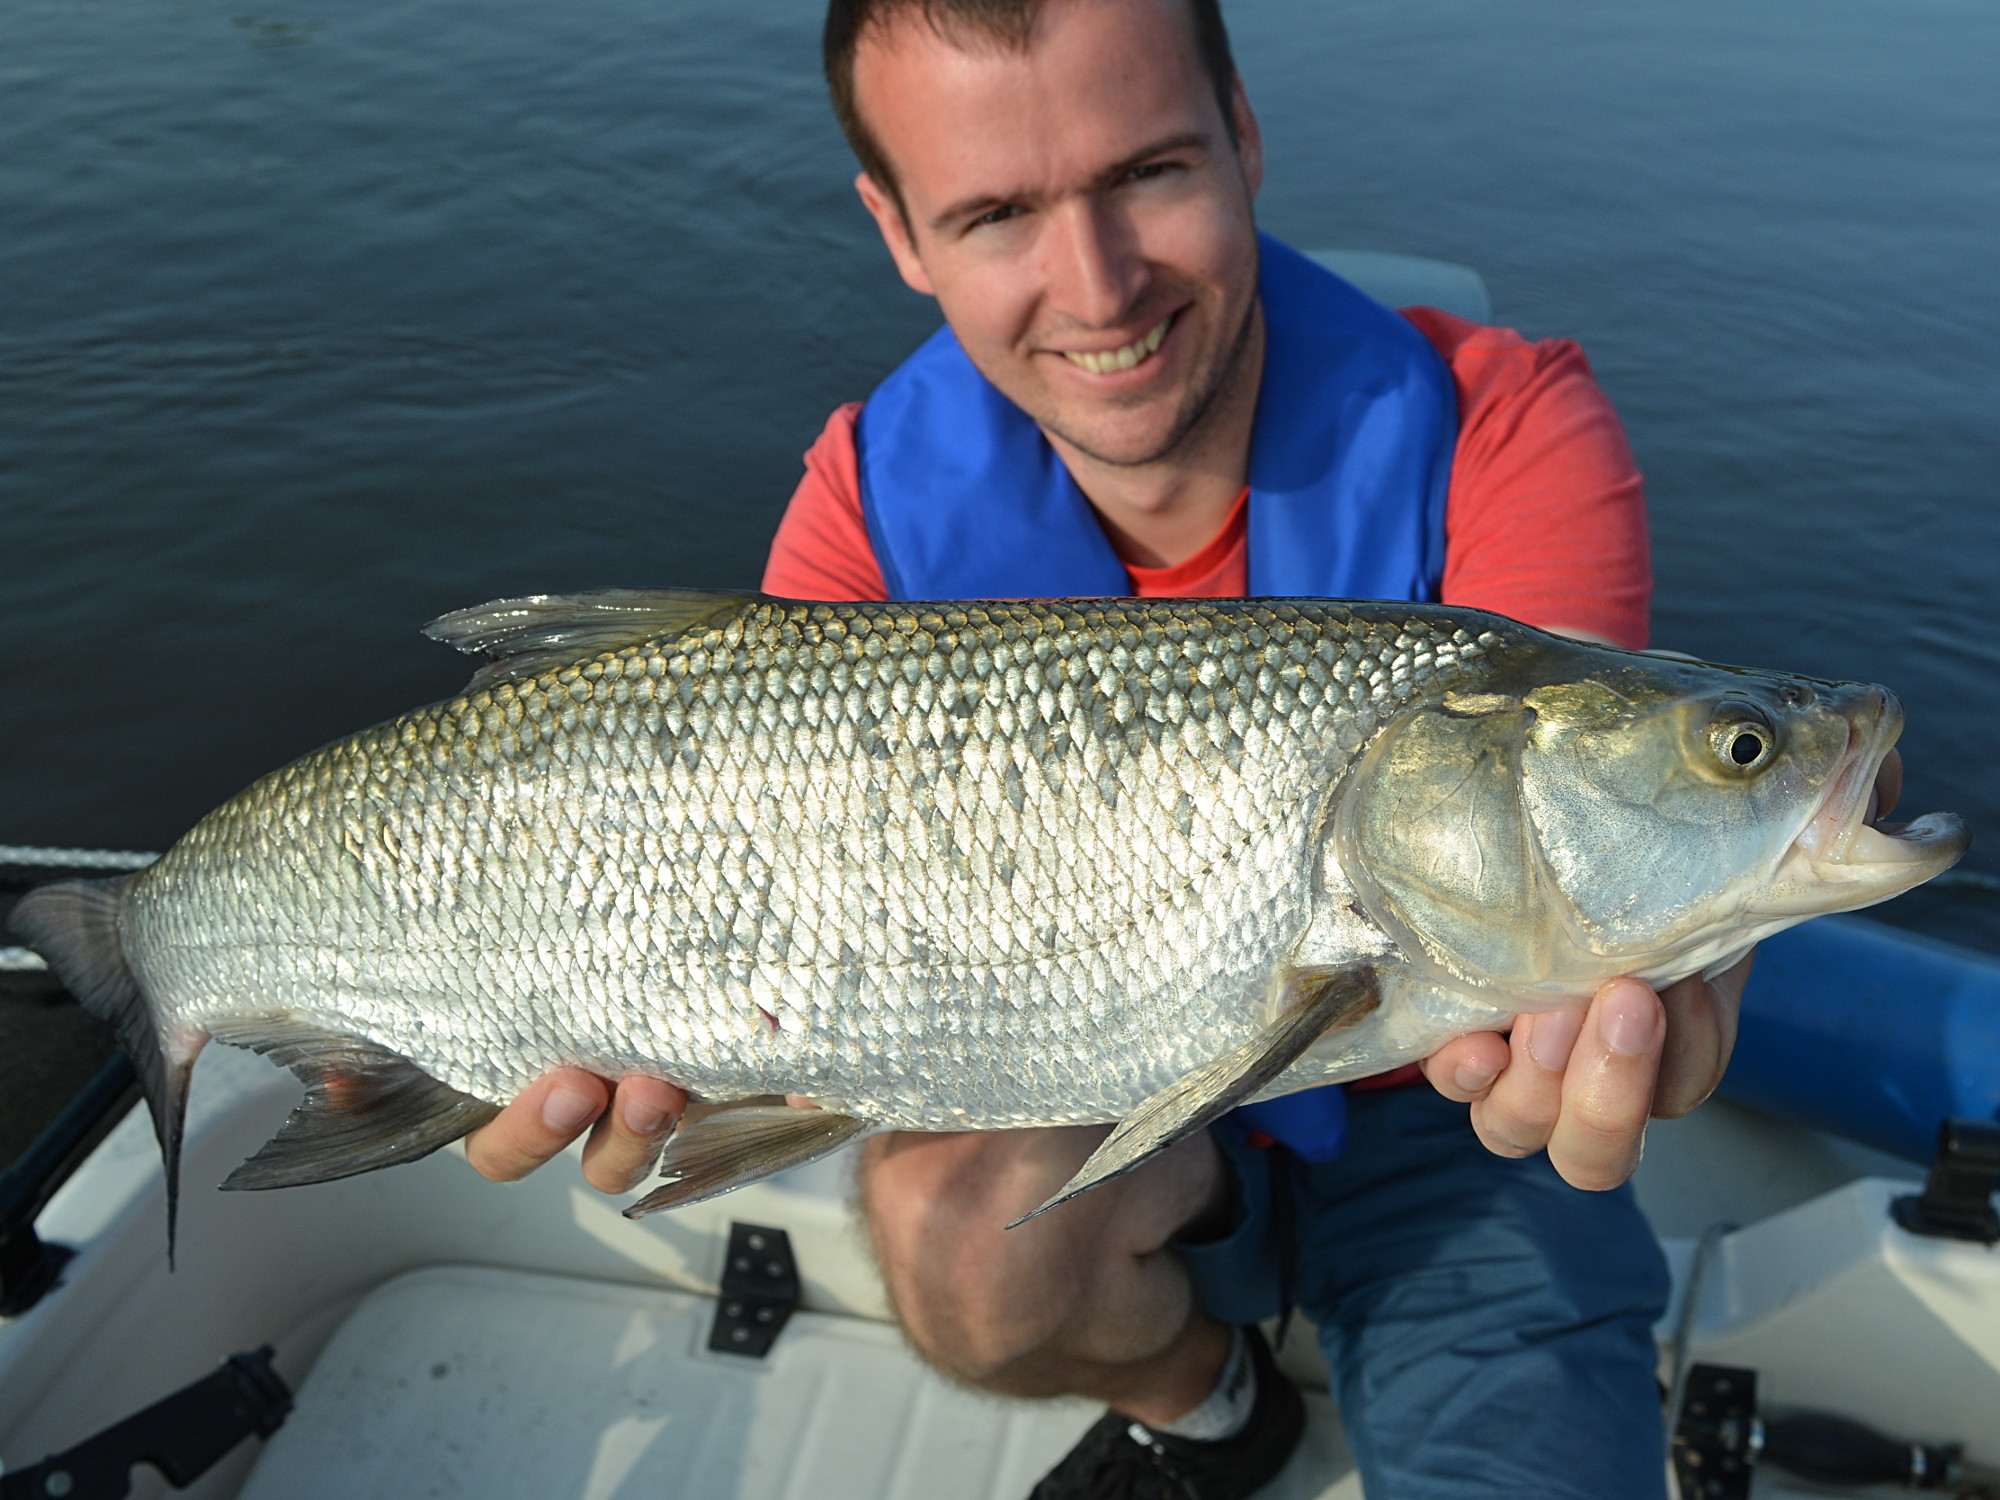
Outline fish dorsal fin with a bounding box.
[210,1016,501,1190]
[424,588,761,692]
[623,1104,871,1218]
[1010,966,1381,1227]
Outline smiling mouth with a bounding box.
[1060,314,1172,375]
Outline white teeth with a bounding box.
[1062,316,1170,374]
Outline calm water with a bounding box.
[3,0,1997,941]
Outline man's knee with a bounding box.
[860,1126,1227,1385]
[861,1128,1100,1378]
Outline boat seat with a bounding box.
[1303,250,1492,323]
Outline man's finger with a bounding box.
[1466,1007,1581,1158]
[1654,952,1751,1118]
[580,1075,688,1193]
[462,1069,610,1182]
[1544,978,1664,1191]
[1419,1029,1511,1103]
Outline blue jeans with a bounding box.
[1177,1086,1670,1500]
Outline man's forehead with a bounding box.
[854,0,1195,65]
[852,0,1216,208]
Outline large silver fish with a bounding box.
[13,591,1967,1241]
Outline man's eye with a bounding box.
[1123,162,1175,183]
[971,205,1021,229]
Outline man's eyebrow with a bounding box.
[1094,131,1211,188]
[927,131,1214,234]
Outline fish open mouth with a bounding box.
[1783,687,1967,897]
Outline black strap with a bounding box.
[1267,1141,1298,1350]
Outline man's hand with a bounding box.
[1420,954,1752,1191]
[462,1070,686,1193]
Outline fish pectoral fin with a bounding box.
[424,588,761,691]
[623,1105,869,1219]
[1009,965,1380,1228]
[210,1016,501,1191]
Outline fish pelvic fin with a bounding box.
[1009,966,1382,1228]
[9,874,200,1265]
[623,1105,870,1219]
[209,1017,500,1191]
[424,587,761,693]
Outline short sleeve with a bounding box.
[1405,308,1652,650]
[761,403,890,603]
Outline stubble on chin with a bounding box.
[1032,294,1263,471]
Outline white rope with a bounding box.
[0,946,50,971]
[0,844,160,871]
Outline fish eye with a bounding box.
[1707,705,1778,773]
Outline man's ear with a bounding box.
[855,171,937,297]
[1228,74,1263,200]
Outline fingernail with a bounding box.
[1525,1008,1584,1072]
[1600,982,1661,1058]
[622,1096,670,1136]
[1453,1060,1498,1094]
[542,1083,600,1134]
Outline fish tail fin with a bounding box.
[9,875,201,1265]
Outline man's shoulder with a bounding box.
[762,402,886,603]
[1400,306,1589,391]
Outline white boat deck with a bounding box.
[232,1264,1364,1500]
[2,1040,1993,1499]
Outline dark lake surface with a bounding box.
[3,0,1997,943]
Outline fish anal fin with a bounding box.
[1010,965,1380,1228]
[423,588,761,692]
[210,1016,500,1191]
[623,1105,869,1219]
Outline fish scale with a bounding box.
[122,598,1485,1127]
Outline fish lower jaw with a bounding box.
[1758,810,1969,917]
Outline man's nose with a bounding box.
[1044,200,1144,329]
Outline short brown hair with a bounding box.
[824,0,1240,208]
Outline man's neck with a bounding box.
[1043,303,1266,571]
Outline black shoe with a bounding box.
[1027,1327,1305,1500]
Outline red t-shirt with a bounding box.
[762,307,1650,649]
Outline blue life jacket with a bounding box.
[853,233,1459,1161]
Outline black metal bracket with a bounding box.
[0,1345,291,1500]
[1672,1363,1759,1500]
[1893,1118,2000,1245]
[1671,1361,1999,1498]
[708,1221,800,1358]
[0,1054,140,1317]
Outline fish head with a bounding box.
[1334,641,1968,997]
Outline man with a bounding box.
[467,1,1763,1494]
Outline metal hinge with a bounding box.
[708,1221,800,1358]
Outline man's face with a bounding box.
[851,0,1263,469]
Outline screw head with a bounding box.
[44,1472,74,1498]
